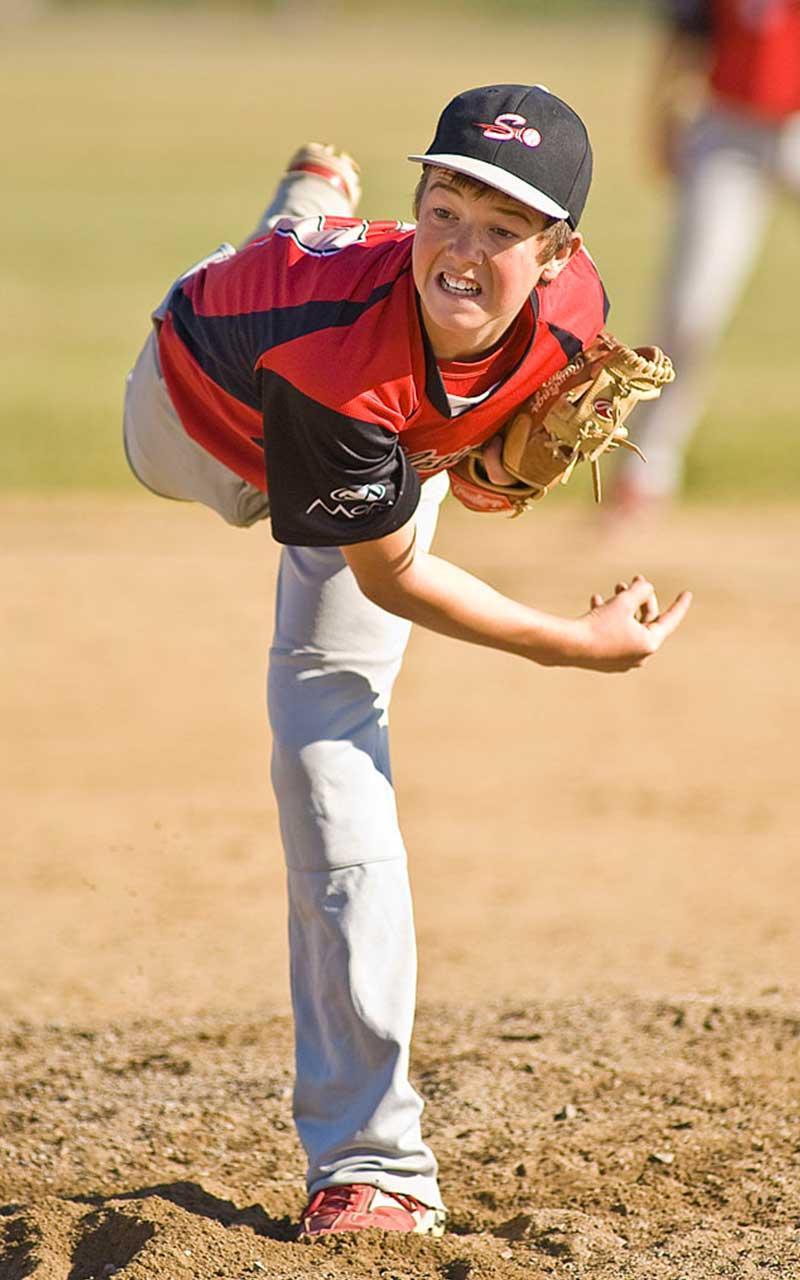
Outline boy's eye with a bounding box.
[432,206,456,221]
[491,226,518,241]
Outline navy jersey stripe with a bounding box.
[547,323,583,361]
[170,291,260,410]
[169,274,401,412]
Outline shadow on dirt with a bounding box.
[70,1179,295,1242]
[0,1213,40,1280]
[67,1208,155,1280]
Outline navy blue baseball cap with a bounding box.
[409,84,593,228]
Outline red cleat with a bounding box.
[298,1183,446,1240]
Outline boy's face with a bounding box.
[412,173,573,361]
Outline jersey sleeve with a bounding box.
[664,0,712,36]
[261,372,421,547]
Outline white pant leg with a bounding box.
[246,171,355,242]
[268,473,448,1209]
[619,107,776,498]
[123,329,270,527]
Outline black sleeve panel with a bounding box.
[261,371,422,547]
[664,0,712,36]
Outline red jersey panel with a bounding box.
[437,306,535,399]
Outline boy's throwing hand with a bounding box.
[580,576,692,672]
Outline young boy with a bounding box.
[123,84,690,1240]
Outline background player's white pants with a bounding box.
[617,104,800,499]
[123,166,448,1209]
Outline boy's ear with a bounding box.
[540,231,584,283]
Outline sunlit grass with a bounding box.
[1,6,796,497]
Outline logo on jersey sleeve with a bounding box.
[475,114,542,149]
[272,217,412,257]
[306,483,393,518]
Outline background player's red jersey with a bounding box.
[671,0,800,119]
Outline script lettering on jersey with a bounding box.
[306,484,394,519]
[404,445,473,474]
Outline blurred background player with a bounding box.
[610,0,800,517]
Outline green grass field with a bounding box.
[1,5,797,498]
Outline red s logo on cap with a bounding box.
[475,114,542,148]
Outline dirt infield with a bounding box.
[2,497,799,1278]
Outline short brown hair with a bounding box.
[412,166,571,265]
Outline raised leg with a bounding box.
[245,143,361,242]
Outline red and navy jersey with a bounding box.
[668,0,800,119]
[158,216,608,546]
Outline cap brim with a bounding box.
[408,153,570,221]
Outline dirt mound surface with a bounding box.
[3,502,800,1275]
[2,999,798,1279]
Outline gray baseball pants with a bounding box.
[617,103,800,498]
[123,173,447,1210]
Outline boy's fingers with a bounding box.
[590,593,604,609]
[483,434,515,486]
[649,590,693,640]
[638,588,660,623]
[623,577,657,612]
[618,576,660,627]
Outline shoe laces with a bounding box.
[385,1191,424,1214]
[309,1184,366,1214]
[307,1184,422,1216]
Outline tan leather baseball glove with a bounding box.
[448,332,675,515]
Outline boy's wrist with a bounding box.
[520,613,587,668]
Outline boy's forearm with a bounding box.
[343,520,689,673]
[355,547,583,667]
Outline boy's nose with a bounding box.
[450,222,484,264]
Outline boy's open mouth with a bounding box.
[438,271,482,298]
